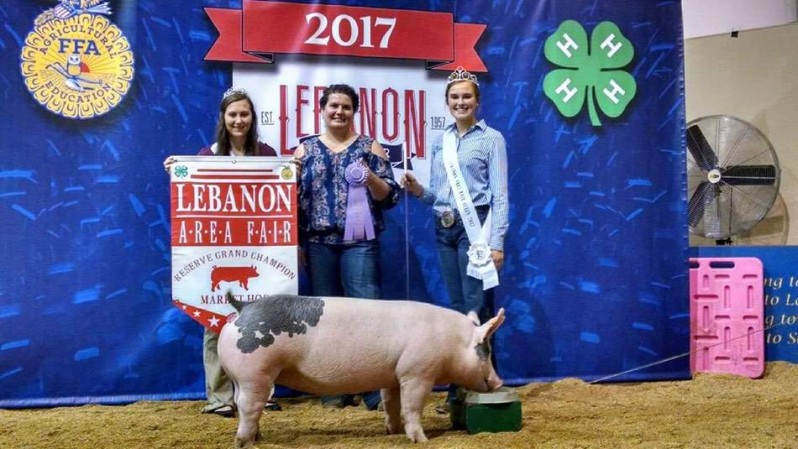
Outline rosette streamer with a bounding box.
[343,162,375,241]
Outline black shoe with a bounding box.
[364,400,382,411]
[322,398,346,409]
[264,401,282,411]
[210,405,234,418]
[322,394,355,409]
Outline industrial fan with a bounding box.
[687,115,781,244]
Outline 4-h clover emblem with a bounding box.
[174,165,188,178]
[543,20,637,127]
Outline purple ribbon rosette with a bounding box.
[343,162,376,241]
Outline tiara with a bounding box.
[447,67,479,86]
[223,87,247,99]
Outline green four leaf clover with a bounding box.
[174,165,188,178]
[543,20,637,127]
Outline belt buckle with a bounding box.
[440,210,455,228]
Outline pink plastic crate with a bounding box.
[689,257,765,378]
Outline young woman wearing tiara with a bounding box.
[163,88,281,417]
[402,67,509,413]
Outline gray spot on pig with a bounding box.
[232,294,325,354]
[475,342,491,361]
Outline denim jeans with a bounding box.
[435,210,496,403]
[307,240,383,409]
[307,240,381,299]
[435,211,494,325]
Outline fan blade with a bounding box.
[688,181,715,227]
[687,125,718,171]
[721,165,777,185]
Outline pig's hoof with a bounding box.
[234,437,255,449]
[411,433,429,443]
[385,421,402,435]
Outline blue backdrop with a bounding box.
[0,0,688,407]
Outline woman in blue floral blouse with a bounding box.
[292,84,400,410]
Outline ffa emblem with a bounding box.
[280,165,294,181]
[19,0,135,119]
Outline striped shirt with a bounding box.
[418,119,509,251]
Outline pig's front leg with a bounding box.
[399,379,433,443]
[380,386,403,435]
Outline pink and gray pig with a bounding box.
[218,292,505,447]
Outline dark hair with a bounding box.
[214,90,259,156]
[445,80,480,103]
[320,84,359,113]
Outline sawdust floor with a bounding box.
[2,362,797,449]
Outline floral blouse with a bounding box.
[298,135,399,245]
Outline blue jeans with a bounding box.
[307,241,381,299]
[435,212,494,324]
[307,240,382,409]
[435,210,495,403]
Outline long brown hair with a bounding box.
[214,90,259,155]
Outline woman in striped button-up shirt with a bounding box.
[402,68,509,412]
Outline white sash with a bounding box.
[442,129,499,290]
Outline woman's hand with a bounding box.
[290,157,303,180]
[290,144,305,182]
[163,156,176,174]
[400,172,423,198]
[362,142,391,201]
[491,250,504,271]
[298,245,307,268]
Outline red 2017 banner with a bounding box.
[205,0,487,72]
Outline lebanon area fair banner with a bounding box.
[170,157,298,332]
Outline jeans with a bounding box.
[435,209,495,403]
[435,211,494,324]
[307,240,383,409]
[307,241,381,299]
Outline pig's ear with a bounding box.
[477,308,506,343]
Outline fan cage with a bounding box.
[686,115,780,240]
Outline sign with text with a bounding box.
[691,246,798,363]
[170,156,298,332]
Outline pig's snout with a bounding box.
[486,373,503,392]
[484,370,504,393]
[474,371,503,393]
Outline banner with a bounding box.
[205,0,486,71]
[233,60,436,185]
[170,156,298,333]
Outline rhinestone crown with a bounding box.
[223,87,247,99]
[447,67,479,86]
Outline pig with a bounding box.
[210,265,259,292]
[218,291,505,447]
